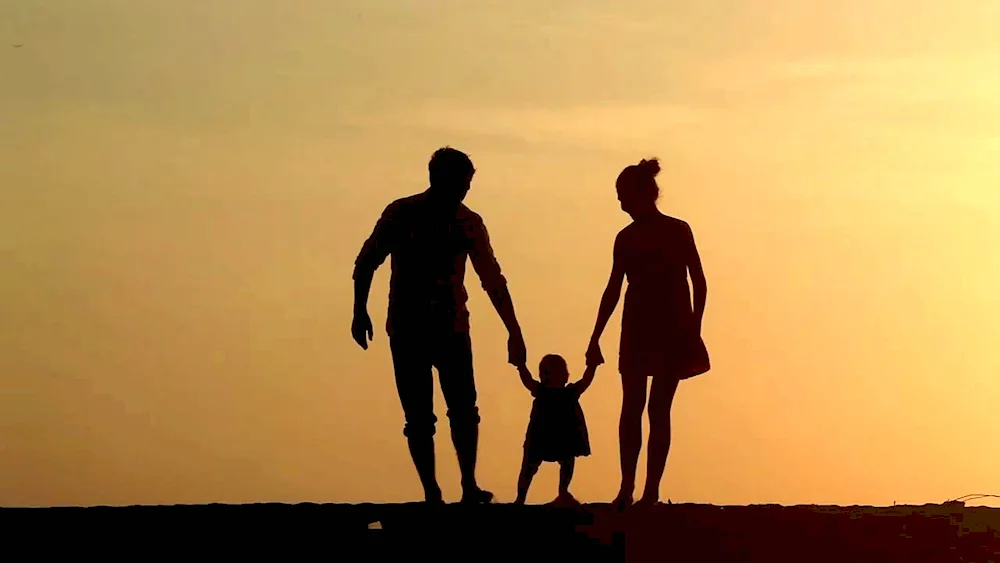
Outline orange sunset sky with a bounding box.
[2,1,999,508]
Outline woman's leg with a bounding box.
[617,371,648,508]
[638,375,679,504]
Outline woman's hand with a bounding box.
[586,339,605,367]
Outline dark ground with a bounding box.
[3,501,998,562]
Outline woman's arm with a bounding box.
[587,234,626,361]
[517,365,539,394]
[685,224,707,333]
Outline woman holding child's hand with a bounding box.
[586,157,710,511]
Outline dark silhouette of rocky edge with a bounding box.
[5,501,997,561]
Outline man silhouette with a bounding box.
[352,147,527,504]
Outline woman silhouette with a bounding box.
[586,158,709,510]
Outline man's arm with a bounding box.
[467,214,526,365]
[351,203,398,348]
[354,203,398,304]
[468,215,525,360]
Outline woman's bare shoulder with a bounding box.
[661,214,690,228]
[611,223,627,239]
[614,223,637,248]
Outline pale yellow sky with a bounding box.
[2,1,999,508]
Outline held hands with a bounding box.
[585,338,604,367]
[351,309,374,350]
[507,331,527,367]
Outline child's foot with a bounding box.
[460,487,495,505]
[551,492,582,508]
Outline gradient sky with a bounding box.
[2,0,999,508]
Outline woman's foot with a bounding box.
[424,485,444,505]
[633,495,659,510]
[611,490,634,512]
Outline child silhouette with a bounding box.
[514,355,597,506]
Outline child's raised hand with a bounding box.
[516,363,538,393]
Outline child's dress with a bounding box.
[523,384,591,462]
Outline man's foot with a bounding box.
[460,487,495,505]
[513,497,526,506]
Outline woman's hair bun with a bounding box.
[637,158,661,178]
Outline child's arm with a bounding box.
[571,364,598,396]
[516,364,539,394]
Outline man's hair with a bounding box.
[428,147,475,185]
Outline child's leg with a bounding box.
[515,452,541,504]
[557,458,576,497]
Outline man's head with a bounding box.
[428,147,475,205]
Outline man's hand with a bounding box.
[585,339,605,367]
[352,309,374,350]
[507,331,527,366]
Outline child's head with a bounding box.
[538,354,570,387]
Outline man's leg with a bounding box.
[388,334,442,503]
[436,331,492,503]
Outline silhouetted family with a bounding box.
[352,147,709,509]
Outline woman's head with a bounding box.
[616,158,661,215]
[538,354,570,387]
